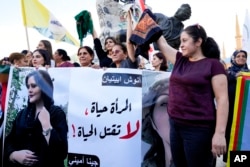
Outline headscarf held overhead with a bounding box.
[129,8,162,60]
[75,10,94,46]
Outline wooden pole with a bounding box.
[21,0,30,51]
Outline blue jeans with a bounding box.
[170,119,215,167]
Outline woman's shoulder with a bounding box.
[203,58,224,66]
[49,105,66,115]
[16,107,28,115]
[50,105,64,111]
[206,58,227,75]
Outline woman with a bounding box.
[77,46,98,68]
[9,52,28,67]
[53,49,74,67]
[92,28,117,68]
[1,53,28,114]
[156,24,229,167]
[21,50,33,66]
[110,43,138,68]
[142,73,172,167]
[223,49,249,162]
[31,49,51,68]
[151,52,168,71]
[4,70,68,167]
[37,40,55,67]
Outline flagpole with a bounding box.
[24,27,30,51]
[21,0,30,51]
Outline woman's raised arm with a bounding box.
[156,36,178,65]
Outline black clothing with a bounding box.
[93,38,113,68]
[4,105,68,167]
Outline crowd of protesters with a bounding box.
[0,3,249,167]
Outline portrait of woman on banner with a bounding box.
[3,70,68,167]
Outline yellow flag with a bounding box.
[21,0,79,46]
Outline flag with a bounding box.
[21,0,79,46]
[227,72,250,166]
[242,10,250,53]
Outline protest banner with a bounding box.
[67,67,142,167]
[2,67,172,167]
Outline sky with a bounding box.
[0,0,249,61]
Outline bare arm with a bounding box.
[126,10,136,62]
[211,74,229,157]
[156,36,178,65]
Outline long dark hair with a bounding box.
[154,52,168,71]
[25,70,54,110]
[40,40,53,60]
[32,49,51,66]
[183,24,220,59]
[57,49,71,61]
[104,37,117,50]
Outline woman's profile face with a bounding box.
[151,55,162,69]
[37,41,45,49]
[27,76,42,103]
[53,50,61,62]
[180,31,199,57]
